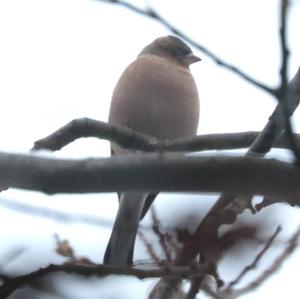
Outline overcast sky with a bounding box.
[0,0,299,298]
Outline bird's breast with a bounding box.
[109,55,199,143]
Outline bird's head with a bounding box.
[139,35,201,67]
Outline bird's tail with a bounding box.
[103,192,148,266]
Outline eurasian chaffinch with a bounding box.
[104,35,200,266]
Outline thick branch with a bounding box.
[0,152,300,204]
[249,67,300,154]
[203,68,300,214]
[149,67,300,298]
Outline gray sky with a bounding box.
[0,0,299,298]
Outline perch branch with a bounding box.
[148,65,300,299]
[0,152,300,203]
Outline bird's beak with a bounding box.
[182,53,201,65]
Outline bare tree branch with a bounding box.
[151,208,174,264]
[149,65,300,299]
[1,152,300,203]
[33,119,300,153]
[274,0,300,164]
[225,226,281,290]
[96,0,275,95]
[227,225,300,298]
[0,263,209,298]
[0,197,156,232]
[138,229,163,266]
[168,67,300,266]
[0,196,113,227]
[33,118,157,152]
[279,0,290,92]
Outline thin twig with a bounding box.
[230,224,300,298]
[0,196,113,227]
[226,226,281,289]
[276,0,300,164]
[138,230,163,266]
[279,0,289,91]
[96,0,275,95]
[171,68,300,269]
[151,208,173,263]
[278,0,295,158]
[0,196,157,231]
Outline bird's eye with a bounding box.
[181,48,191,56]
[170,47,190,58]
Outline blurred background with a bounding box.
[0,0,299,298]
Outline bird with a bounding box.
[104,35,200,266]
